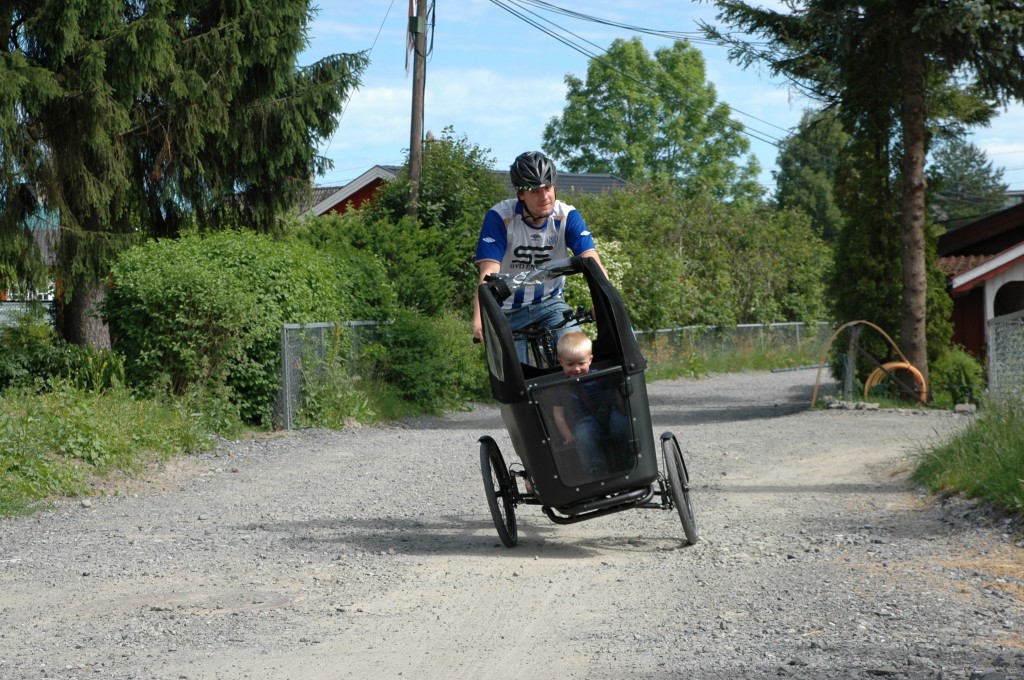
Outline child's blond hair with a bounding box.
[557,330,592,359]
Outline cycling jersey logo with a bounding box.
[511,244,554,268]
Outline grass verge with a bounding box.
[0,382,245,516]
[912,398,1024,520]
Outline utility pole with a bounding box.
[407,0,428,222]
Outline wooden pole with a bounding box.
[407,0,428,221]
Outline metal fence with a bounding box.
[0,300,55,327]
[987,310,1024,404]
[275,320,389,430]
[633,321,834,365]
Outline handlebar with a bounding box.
[482,256,585,304]
[511,307,593,340]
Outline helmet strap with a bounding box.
[519,199,551,225]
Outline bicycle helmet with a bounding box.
[510,151,558,191]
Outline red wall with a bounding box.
[950,286,986,360]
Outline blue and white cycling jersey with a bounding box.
[474,198,596,311]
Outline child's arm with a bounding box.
[552,405,574,445]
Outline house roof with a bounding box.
[937,200,1024,257]
[489,170,627,196]
[301,165,399,217]
[302,165,628,217]
[937,253,996,278]
[949,241,1024,295]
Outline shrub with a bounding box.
[930,346,985,406]
[104,230,351,425]
[379,309,489,412]
[0,310,125,392]
[0,382,244,515]
[289,212,400,322]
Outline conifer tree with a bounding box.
[1,1,367,345]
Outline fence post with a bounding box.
[843,324,862,399]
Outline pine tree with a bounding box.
[1,1,367,346]
[704,0,1024,381]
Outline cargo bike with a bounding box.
[476,256,699,547]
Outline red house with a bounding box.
[937,200,1024,360]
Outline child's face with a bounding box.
[559,351,592,377]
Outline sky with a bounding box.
[301,0,1024,193]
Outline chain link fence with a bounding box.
[0,300,55,327]
[987,310,1024,404]
[275,321,389,430]
[634,321,834,367]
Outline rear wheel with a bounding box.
[479,437,517,547]
[662,433,699,545]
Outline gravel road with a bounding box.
[1,369,1022,680]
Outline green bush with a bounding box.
[380,309,489,412]
[103,230,351,425]
[0,310,125,392]
[930,346,985,406]
[289,212,400,322]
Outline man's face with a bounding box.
[518,185,555,219]
[559,351,592,377]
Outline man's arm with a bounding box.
[472,259,501,342]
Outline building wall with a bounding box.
[951,287,986,359]
[983,261,1024,352]
[322,181,383,215]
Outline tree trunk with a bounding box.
[61,276,111,349]
[898,28,929,385]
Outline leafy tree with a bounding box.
[1,1,367,347]
[542,38,761,201]
[774,110,848,242]
[572,180,829,329]
[927,138,1009,231]
[355,128,507,315]
[704,0,1024,382]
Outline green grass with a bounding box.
[912,398,1024,519]
[0,381,245,515]
[645,341,825,382]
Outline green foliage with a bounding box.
[0,309,125,392]
[290,212,400,322]
[571,180,830,330]
[930,346,986,407]
[1,1,367,342]
[294,324,376,429]
[543,38,761,202]
[0,382,242,515]
[927,138,1009,231]
[704,0,1021,382]
[913,399,1024,518]
[774,110,849,242]
[336,212,461,317]
[360,128,507,315]
[379,310,489,413]
[103,230,350,425]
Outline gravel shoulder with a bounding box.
[1,369,1022,680]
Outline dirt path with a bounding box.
[1,370,1021,679]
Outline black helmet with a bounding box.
[510,151,557,190]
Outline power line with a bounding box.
[320,0,399,164]
[487,0,792,165]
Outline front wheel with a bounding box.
[662,432,699,545]
[479,437,518,547]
